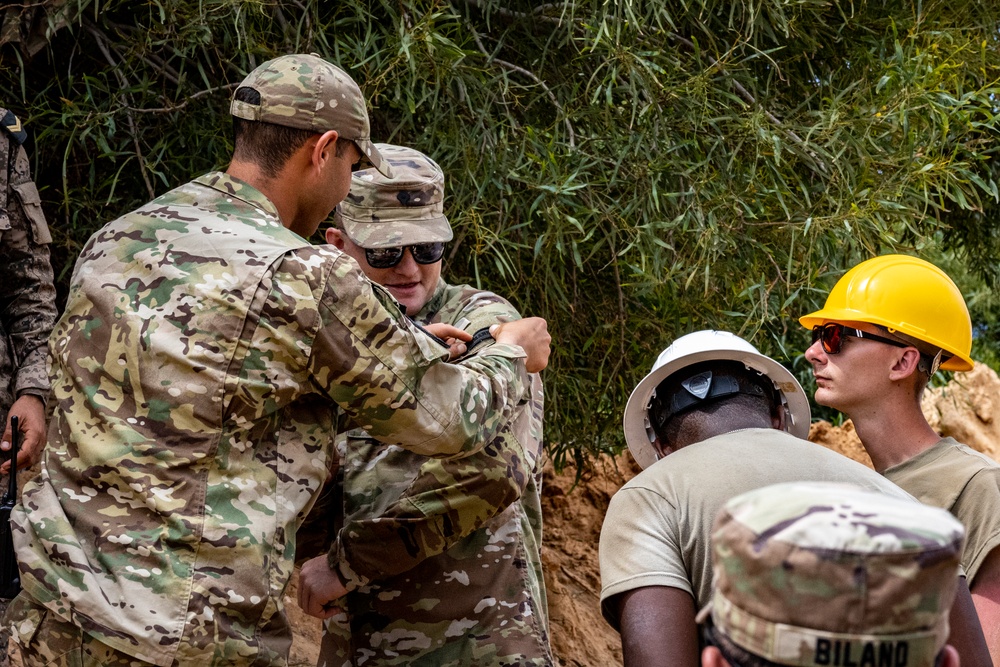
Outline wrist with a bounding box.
[15,393,46,407]
[327,538,369,592]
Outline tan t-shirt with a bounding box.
[598,428,912,629]
[884,437,1000,583]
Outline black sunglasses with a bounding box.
[364,243,446,269]
[811,323,908,355]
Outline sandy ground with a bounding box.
[8,362,1000,666]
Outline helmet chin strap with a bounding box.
[646,367,779,446]
[918,348,943,376]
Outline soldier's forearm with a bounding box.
[12,348,52,398]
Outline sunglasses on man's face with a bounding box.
[810,323,909,355]
[364,242,446,269]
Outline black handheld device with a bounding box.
[0,415,21,599]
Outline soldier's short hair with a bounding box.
[232,86,357,179]
[231,87,317,177]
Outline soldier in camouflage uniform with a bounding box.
[0,106,56,472]
[700,481,964,667]
[0,107,57,667]
[3,54,550,667]
[296,144,551,666]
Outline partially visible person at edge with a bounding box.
[700,481,964,667]
[295,144,552,666]
[800,254,1000,663]
[3,54,550,667]
[0,105,57,665]
[598,330,991,667]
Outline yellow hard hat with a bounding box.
[799,255,973,371]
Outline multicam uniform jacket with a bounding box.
[320,279,552,667]
[11,172,529,667]
[0,108,57,427]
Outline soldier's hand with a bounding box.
[1,394,46,474]
[298,555,348,619]
[422,323,472,360]
[491,317,552,373]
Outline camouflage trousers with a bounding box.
[0,597,9,667]
[3,592,151,667]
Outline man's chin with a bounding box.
[812,389,842,411]
[388,290,426,314]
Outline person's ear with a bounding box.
[652,436,673,460]
[326,227,346,249]
[771,402,787,431]
[888,346,922,382]
[701,646,730,667]
[311,130,340,172]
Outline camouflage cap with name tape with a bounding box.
[230,53,391,178]
[336,143,452,248]
[701,481,964,667]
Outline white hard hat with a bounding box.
[623,330,811,469]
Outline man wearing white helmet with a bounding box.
[800,254,1000,661]
[598,330,990,667]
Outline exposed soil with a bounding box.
[808,418,873,468]
[921,362,1000,461]
[540,456,640,667]
[8,363,1000,666]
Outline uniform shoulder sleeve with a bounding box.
[0,110,57,399]
[428,283,521,332]
[332,371,543,588]
[0,108,27,145]
[951,465,1000,583]
[598,481,690,630]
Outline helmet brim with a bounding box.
[799,308,974,372]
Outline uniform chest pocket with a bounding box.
[11,180,51,244]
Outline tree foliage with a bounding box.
[2,0,999,463]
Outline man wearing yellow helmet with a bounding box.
[800,254,1000,661]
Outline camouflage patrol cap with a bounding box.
[230,53,392,177]
[337,144,452,249]
[703,482,964,667]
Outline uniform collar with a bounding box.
[193,171,282,220]
[412,278,449,320]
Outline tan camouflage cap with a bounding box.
[230,53,391,177]
[337,144,452,249]
[703,482,964,667]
